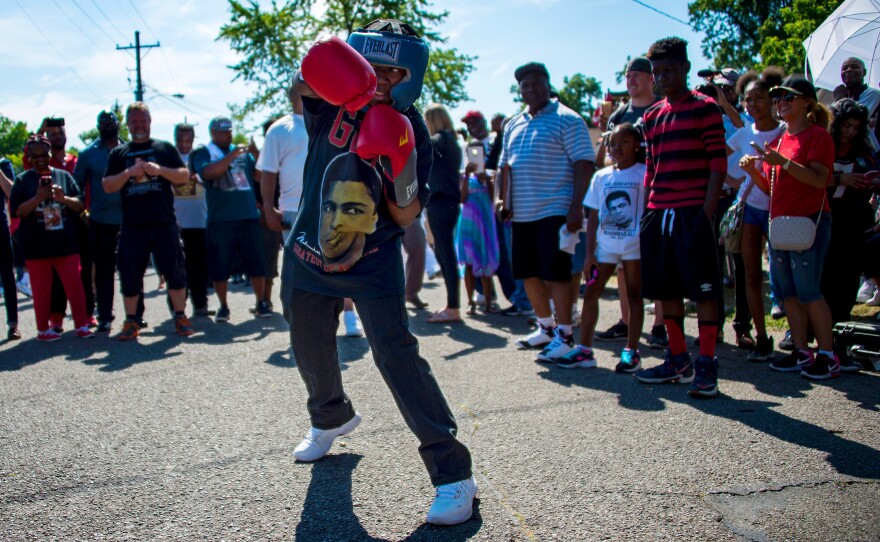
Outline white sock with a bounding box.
[537,316,555,328]
[557,324,572,335]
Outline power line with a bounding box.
[48,0,104,49]
[12,0,102,101]
[125,0,176,84]
[88,0,131,42]
[630,0,691,27]
[69,0,123,47]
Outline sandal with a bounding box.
[467,302,477,315]
[482,302,502,314]
[427,310,463,324]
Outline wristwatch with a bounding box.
[782,159,792,170]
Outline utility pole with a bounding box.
[116,31,160,102]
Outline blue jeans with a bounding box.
[770,213,832,304]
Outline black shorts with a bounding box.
[512,215,573,282]
[640,205,721,302]
[117,222,186,297]
[206,219,267,282]
[261,226,283,279]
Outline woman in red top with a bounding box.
[740,76,837,380]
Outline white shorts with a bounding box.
[596,244,640,265]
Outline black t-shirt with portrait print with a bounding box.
[281,97,432,299]
[104,139,185,227]
[9,168,82,261]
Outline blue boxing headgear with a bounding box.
[347,19,430,112]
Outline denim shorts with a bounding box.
[743,203,769,236]
[769,212,831,304]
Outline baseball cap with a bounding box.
[626,57,652,75]
[769,76,818,101]
[514,62,550,83]
[208,116,233,131]
[712,68,741,87]
[461,111,484,122]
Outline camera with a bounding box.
[696,68,720,79]
[44,117,65,128]
[694,84,717,98]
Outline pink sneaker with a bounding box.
[37,330,62,342]
[75,326,95,339]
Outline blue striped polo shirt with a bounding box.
[499,100,595,222]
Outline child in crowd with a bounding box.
[457,154,500,314]
[556,123,646,369]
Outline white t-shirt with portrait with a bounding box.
[726,123,785,211]
[583,163,646,255]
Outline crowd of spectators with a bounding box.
[1,37,879,393]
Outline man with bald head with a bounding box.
[836,57,880,150]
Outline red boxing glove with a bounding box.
[301,35,377,113]
[355,105,418,207]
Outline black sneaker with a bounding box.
[747,335,774,362]
[769,350,813,372]
[500,305,535,316]
[596,320,628,341]
[801,353,840,380]
[688,355,719,398]
[215,305,231,322]
[838,355,863,373]
[648,325,669,349]
[194,306,216,317]
[634,350,694,384]
[255,300,273,318]
[96,320,113,333]
[615,348,642,373]
[778,330,794,351]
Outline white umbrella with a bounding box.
[804,0,880,91]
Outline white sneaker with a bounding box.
[645,302,655,315]
[293,413,362,462]
[343,310,363,337]
[868,290,880,307]
[426,475,478,525]
[536,329,575,362]
[857,280,877,303]
[515,324,555,350]
[475,293,486,305]
[770,304,785,319]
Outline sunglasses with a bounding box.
[772,93,800,104]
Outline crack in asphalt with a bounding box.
[707,478,877,497]
[704,479,880,542]
[460,403,540,542]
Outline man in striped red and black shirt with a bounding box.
[634,37,727,399]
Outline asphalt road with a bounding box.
[1,272,878,541]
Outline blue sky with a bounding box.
[2,0,709,149]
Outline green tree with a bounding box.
[77,102,130,146]
[759,0,843,73]
[0,114,29,173]
[218,0,475,120]
[688,0,844,72]
[556,74,603,125]
[689,0,789,70]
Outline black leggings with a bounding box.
[0,221,17,326]
[427,194,461,310]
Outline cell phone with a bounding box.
[749,141,765,154]
[586,264,599,286]
[40,175,52,187]
[466,144,485,174]
[44,117,65,128]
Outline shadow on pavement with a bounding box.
[296,453,482,541]
[538,363,880,479]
